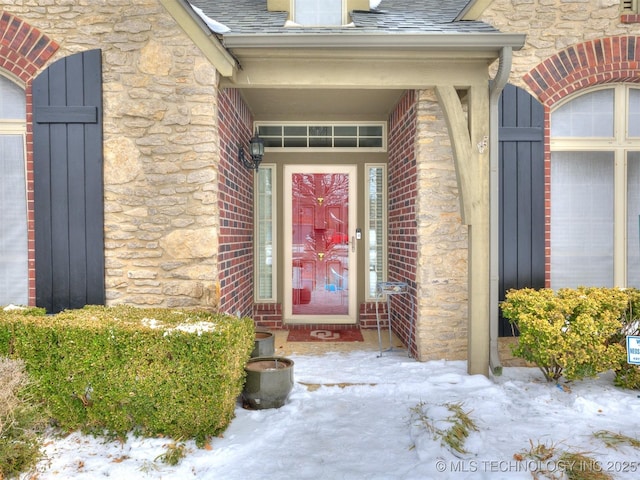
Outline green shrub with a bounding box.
[501,287,628,382]
[0,357,46,479]
[0,305,254,447]
[609,291,640,389]
[614,363,640,389]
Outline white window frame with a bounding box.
[256,121,387,153]
[550,85,640,287]
[293,0,346,26]
[365,163,387,300]
[0,73,28,306]
[254,164,278,302]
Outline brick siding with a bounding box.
[0,12,58,81]
[217,88,255,317]
[386,90,418,356]
[253,302,283,330]
[525,36,640,107]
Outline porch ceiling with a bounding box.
[240,88,406,120]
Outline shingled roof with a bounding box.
[188,0,498,36]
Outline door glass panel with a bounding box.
[291,172,349,315]
[367,166,385,298]
[256,166,275,301]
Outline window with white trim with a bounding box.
[255,165,277,301]
[294,0,344,26]
[256,122,386,152]
[0,74,28,305]
[550,85,640,288]
[366,164,387,299]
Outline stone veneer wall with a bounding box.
[1,0,224,309]
[414,89,469,361]
[385,89,470,361]
[481,0,640,92]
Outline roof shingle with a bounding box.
[188,0,498,36]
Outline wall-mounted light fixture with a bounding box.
[238,131,265,170]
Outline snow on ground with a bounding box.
[25,350,640,479]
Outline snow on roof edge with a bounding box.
[189,2,230,34]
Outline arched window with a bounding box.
[0,74,28,305]
[550,85,640,288]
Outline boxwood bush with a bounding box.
[501,287,640,387]
[0,305,254,446]
[0,356,46,479]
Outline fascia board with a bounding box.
[456,0,495,21]
[222,32,525,52]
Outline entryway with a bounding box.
[283,164,357,324]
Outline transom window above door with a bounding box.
[256,122,386,151]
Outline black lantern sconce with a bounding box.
[238,130,265,170]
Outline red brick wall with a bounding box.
[524,36,640,287]
[253,303,283,330]
[0,12,58,307]
[621,15,640,24]
[386,90,418,354]
[217,88,255,317]
[359,301,386,329]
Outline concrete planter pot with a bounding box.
[251,330,275,358]
[243,357,294,409]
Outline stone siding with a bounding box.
[415,89,469,361]
[481,0,640,90]
[1,0,223,309]
[387,89,469,361]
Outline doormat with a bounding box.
[286,328,364,342]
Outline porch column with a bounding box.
[436,84,490,377]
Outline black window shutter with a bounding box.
[498,84,545,336]
[33,49,105,313]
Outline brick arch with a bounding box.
[0,12,58,82]
[524,36,640,107]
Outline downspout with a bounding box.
[488,46,512,376]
